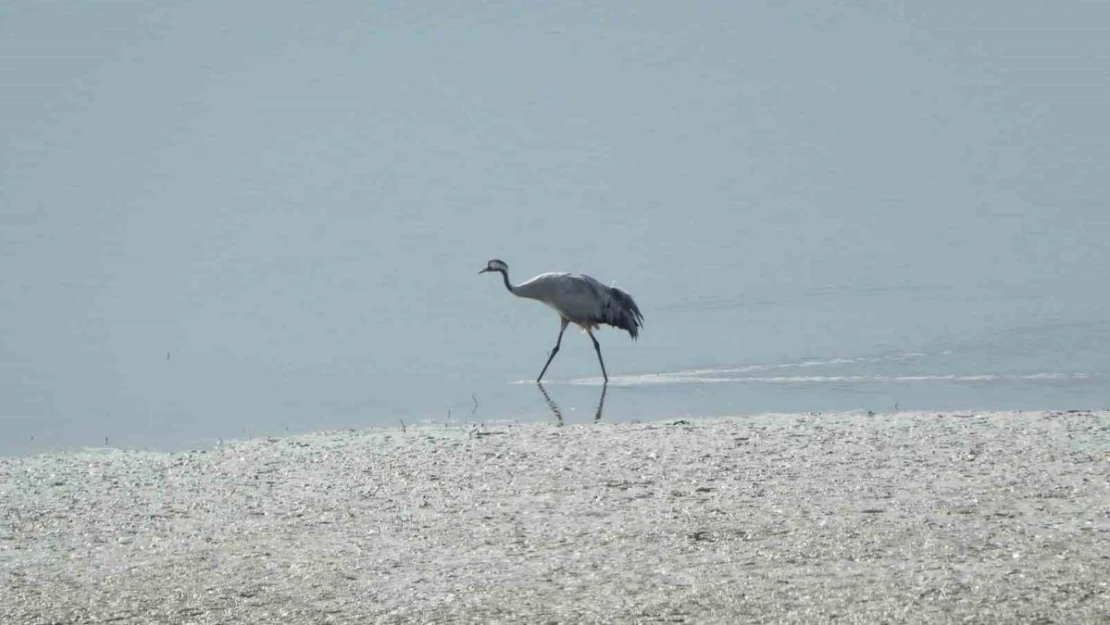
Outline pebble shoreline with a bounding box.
[2,411,1109,624]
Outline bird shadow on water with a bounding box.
[536,381,608,426]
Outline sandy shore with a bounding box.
[2,410,1108,624]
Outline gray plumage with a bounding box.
[479,258,644,383]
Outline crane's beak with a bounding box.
[478,267,490,274]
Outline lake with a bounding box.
[2,2,1108,455]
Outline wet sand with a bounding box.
[2,410,1108,624]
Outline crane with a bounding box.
[479,258,644,383]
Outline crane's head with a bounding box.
[478,259,508,275]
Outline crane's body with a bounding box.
[512,271,642,339]
[480,259,644,382]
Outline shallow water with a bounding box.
[2,2,1108,455]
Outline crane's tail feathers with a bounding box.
[602,286,644,340]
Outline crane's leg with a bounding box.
[586,329,609,383]
[537,318,570,382]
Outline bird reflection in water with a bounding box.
[536,381,608,426]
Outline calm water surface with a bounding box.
[2,2,1108,455]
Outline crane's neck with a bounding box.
[496,268,517,295]
[493,268,544,303]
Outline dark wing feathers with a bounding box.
[598,285,644,339]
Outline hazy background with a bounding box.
[3,1,1108,455]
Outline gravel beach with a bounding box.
[2,410,1108,624]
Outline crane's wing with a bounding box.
[604,285,644,339]
[516,272,643,339]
